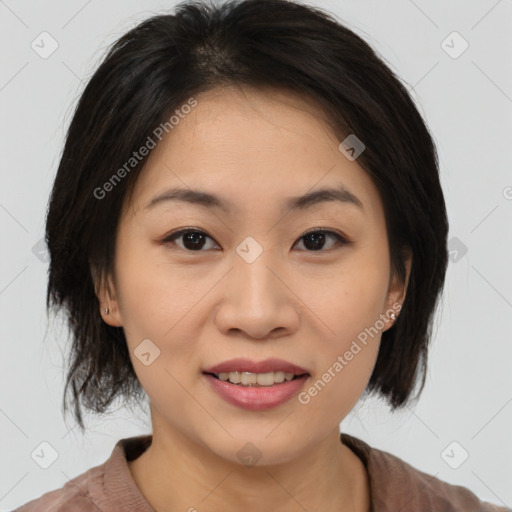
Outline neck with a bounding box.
[128,424,370,512]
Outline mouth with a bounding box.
[202,370,311,411]
[203,370,310,387]
[202,358,311,388]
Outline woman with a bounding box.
[13,0,508,510]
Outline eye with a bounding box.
[162,228,219,251]
[162,228,348,253]
[293,229,348,252]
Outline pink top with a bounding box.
[12,433,508,511]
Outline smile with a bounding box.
[207,370,304,387]
[203,372,310,410]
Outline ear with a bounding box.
[382,248,412,331]
[90,264,123,327]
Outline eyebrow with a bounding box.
[144,184,364,213]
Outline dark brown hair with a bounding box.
[45,0,449,433]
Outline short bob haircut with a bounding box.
[46,0,448,433]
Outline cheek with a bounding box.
[114,238,198,336]
[296,244,390,341]
[112,241,210,386]
[294,248,388,413]
[300,289,384,421]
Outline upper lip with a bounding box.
[203,358,310,375]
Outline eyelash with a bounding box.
[162,227,350,253]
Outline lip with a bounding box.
[203,358,310,375]
[203,373,310,411]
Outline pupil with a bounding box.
[182,231,327,251]
[184,231,205,250]
[304,232,325,251]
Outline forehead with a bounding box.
[127,85,382,219]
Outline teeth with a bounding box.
[216,371,297,387]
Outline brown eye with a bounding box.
[294,229,348,252]
[163,229,219,251]
[163,228,349,253]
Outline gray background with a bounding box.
[1,0,511,509]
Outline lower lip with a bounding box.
[203,373,310,411]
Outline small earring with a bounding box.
[389,312,396,321]
[104,307,110,315]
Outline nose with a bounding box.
[214,248,300,340]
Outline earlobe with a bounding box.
[383,249,412,330]
[99,300,123,326]
[91,265,123,327]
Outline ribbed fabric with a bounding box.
[12,433,508,511]
[339,434,509,512]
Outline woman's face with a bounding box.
[99,86,410,464]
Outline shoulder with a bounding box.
[10,464,104,512]
[11,435,153,512]
[341,433,509,512]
